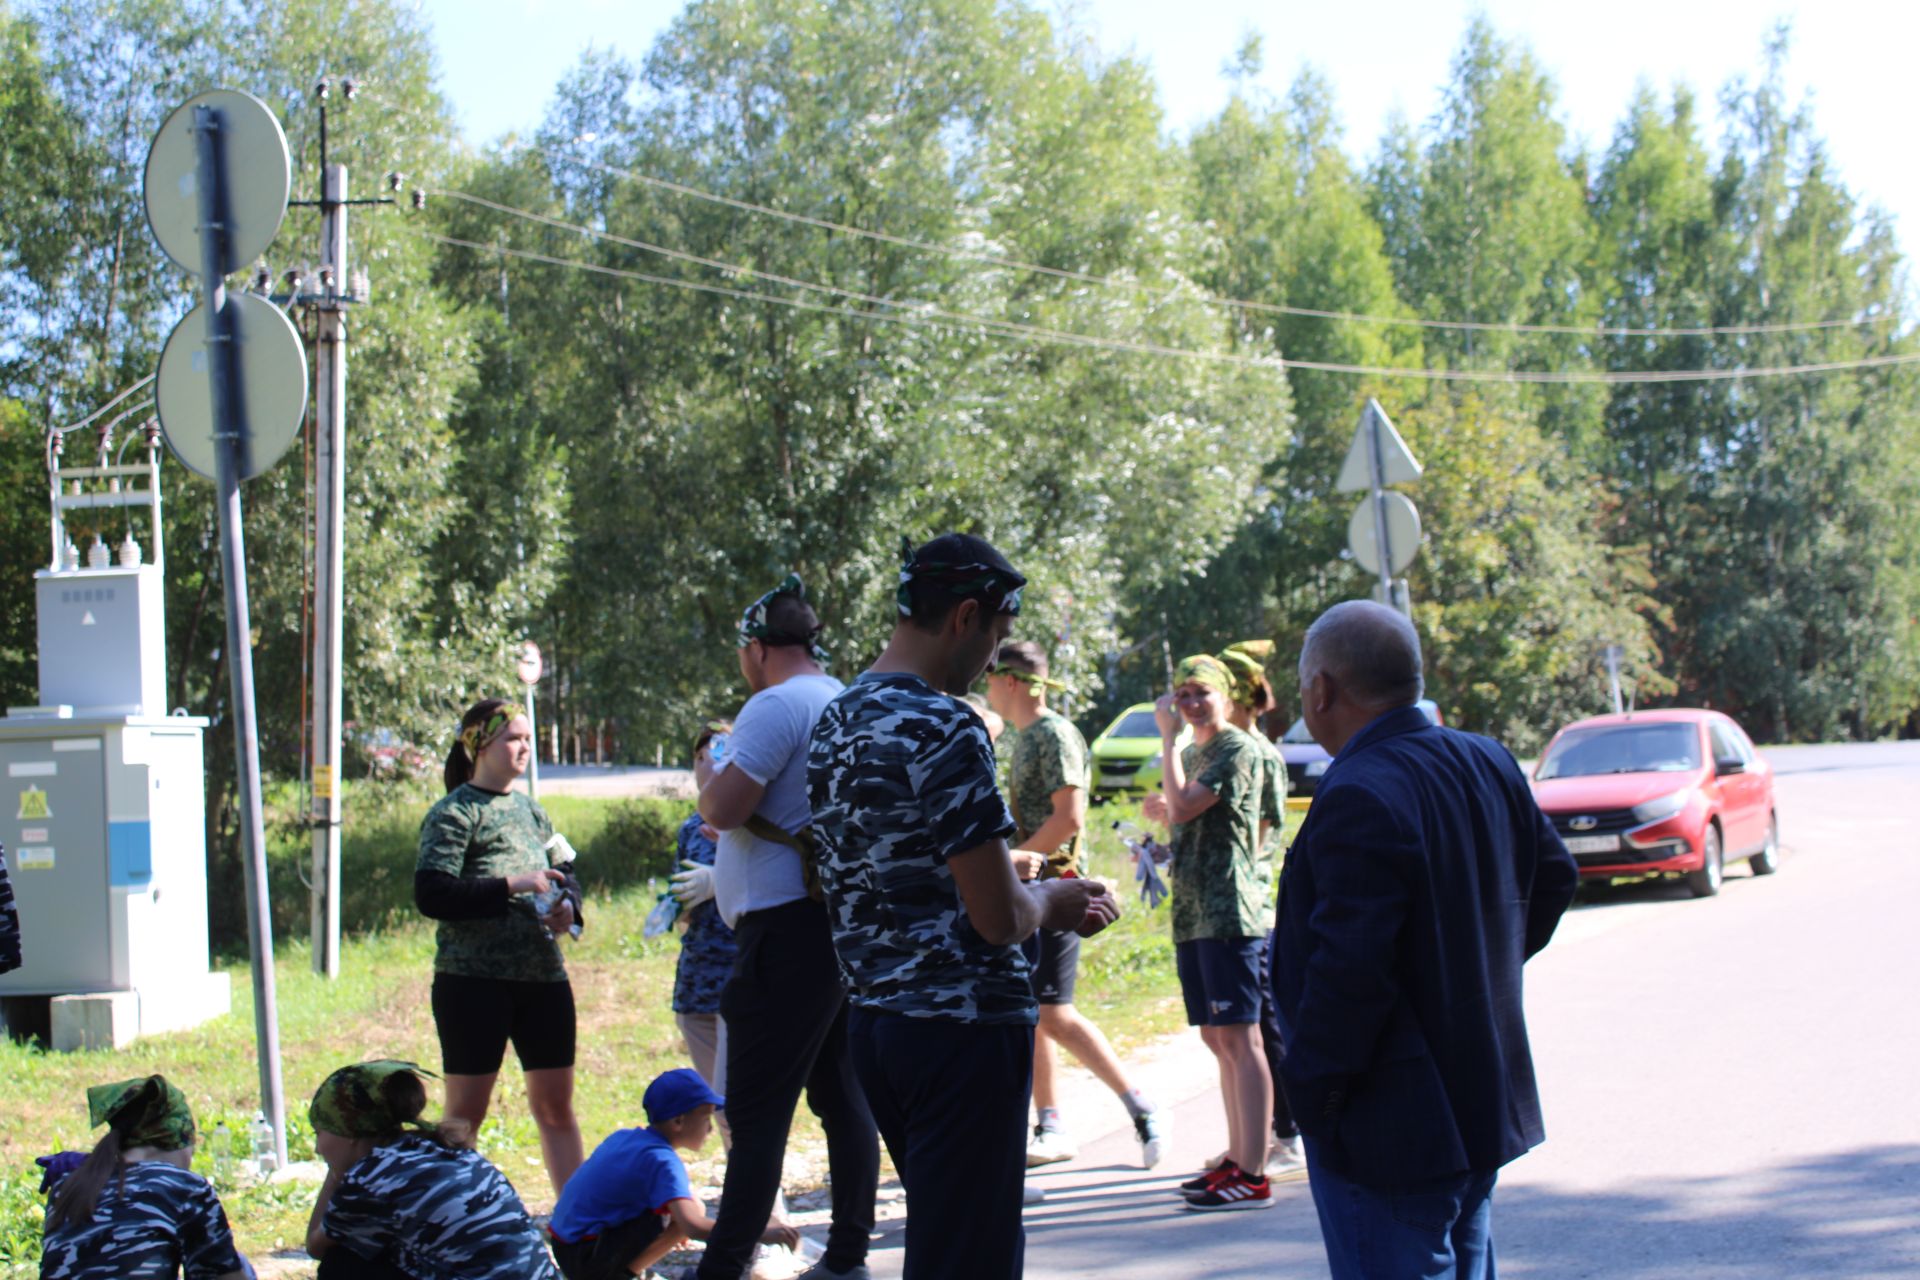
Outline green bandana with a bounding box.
[737,573,827,660]
[86,1076,195,1151]
[458,704,524,760]
[896,536,1027,618]
[1217,640,1275,709]
[992,665,1070,696]
[309,1060,440,1139]
[1175,654,1235,697]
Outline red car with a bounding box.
[1530,709,1778,897]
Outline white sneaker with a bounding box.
[1023,1181,1048,1204]
[1265,1135,1308,1182]
[1132,1109,1168,1169]
[1026,1126,1077,1168]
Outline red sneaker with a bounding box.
[1177,1159,1238,1196]
[1183,1166,1274,1212]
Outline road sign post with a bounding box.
[190,101,288,1169]
[517,641,544,798]
[148,88,300,1167]
[1338,398,1423,618]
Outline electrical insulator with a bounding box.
[62,541,80,571]
[411,189,426,211]
[342,78,358,101]
[315,78,331,100]
[87,538,111,570]
[119,533,143,567]
[350,267,371,303]
[386,171,404,193]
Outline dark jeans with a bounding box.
[551,1215,666,1280]
[696,898,878,1280]
[1304,1138,1498,1279]
[316,1250,412,1280]
[849,1008,1034,1280]
[1259,930,1299,1139]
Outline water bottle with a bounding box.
[248,1112,278,1178]
[708,733,732,767]
[211,1122,233,1184]
[643,889,681,939]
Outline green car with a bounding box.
[1089,702,1192,799]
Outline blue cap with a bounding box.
[644,1068,725,1125]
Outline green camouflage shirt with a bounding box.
[1169,726,1269,944]
[1253,730,1285,889]
[1006,710,1091,878]
[417,784,566,983]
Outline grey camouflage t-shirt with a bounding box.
[38,1161,247,1280]
[1006,710,1091,878]
[416,784,566,983]
[324,1136,559,1280]
[808,671,1033,1025]
[1169,726,1269,944]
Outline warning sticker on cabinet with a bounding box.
[17,786,50,820]
[21,827,48,843]
[18,847,54,869]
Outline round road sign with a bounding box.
[516,641,544,686]
[156,292,309,482]
[1348,491,1422,577]
[144,89,291,278]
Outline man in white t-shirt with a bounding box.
[694,574,879,1280]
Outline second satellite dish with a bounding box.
[155,293,309,482]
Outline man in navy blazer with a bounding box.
[1272,602,1577,1278]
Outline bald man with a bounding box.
[1271,601,1577,1279]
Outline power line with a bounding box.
[534,147,1891,341]
[51,373,157,435]
[416,223,1920,385]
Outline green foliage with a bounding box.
[0,0,1915,951]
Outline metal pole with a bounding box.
[192,104,287,1166]
[1366,401,1396,608]
[310,163,348,978]
[525,693,541,799]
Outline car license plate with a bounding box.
[1563,834,1621,854]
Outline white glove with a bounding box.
[669,860,716,908]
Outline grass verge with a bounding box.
[2,792,1292,1277]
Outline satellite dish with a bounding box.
[143,89,291,277]
[155,292,308,482]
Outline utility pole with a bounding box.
[308,159,347,978]
[291,78,401,977]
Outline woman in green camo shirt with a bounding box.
[415,697,583,1196]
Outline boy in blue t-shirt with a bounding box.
[548,1069,798,1280]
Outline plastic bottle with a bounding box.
[248,1112,278,1178]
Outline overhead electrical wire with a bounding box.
[533,147,1892,341]
[51,373,157,436]
[415,221,1920,385]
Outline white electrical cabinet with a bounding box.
[1,432,229,1049]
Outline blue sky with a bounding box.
[417,0,1918,243]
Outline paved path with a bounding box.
[862,740,1920,1278]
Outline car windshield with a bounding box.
[1107,710,1160,739]
[1537,723,1703,779]
[1281,717,1316,745]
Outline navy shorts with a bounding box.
[1175,937,1265,1026]
[1030,928,1080,1006]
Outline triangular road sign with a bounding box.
[1336,399,1423,492]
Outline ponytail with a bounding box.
[443,741,474,794]
[46,1129,125,1231]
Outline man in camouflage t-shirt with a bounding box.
[1156,654,1276,1212]
[809,534,1118,1280]
[987,641,1166,1171]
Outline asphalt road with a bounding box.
[860,739,1920,1278]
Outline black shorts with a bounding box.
[431,972,576,1075]
[1029,927,1080,1006]
[1174,937,1264,1027]
[551,1216,667,1280]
